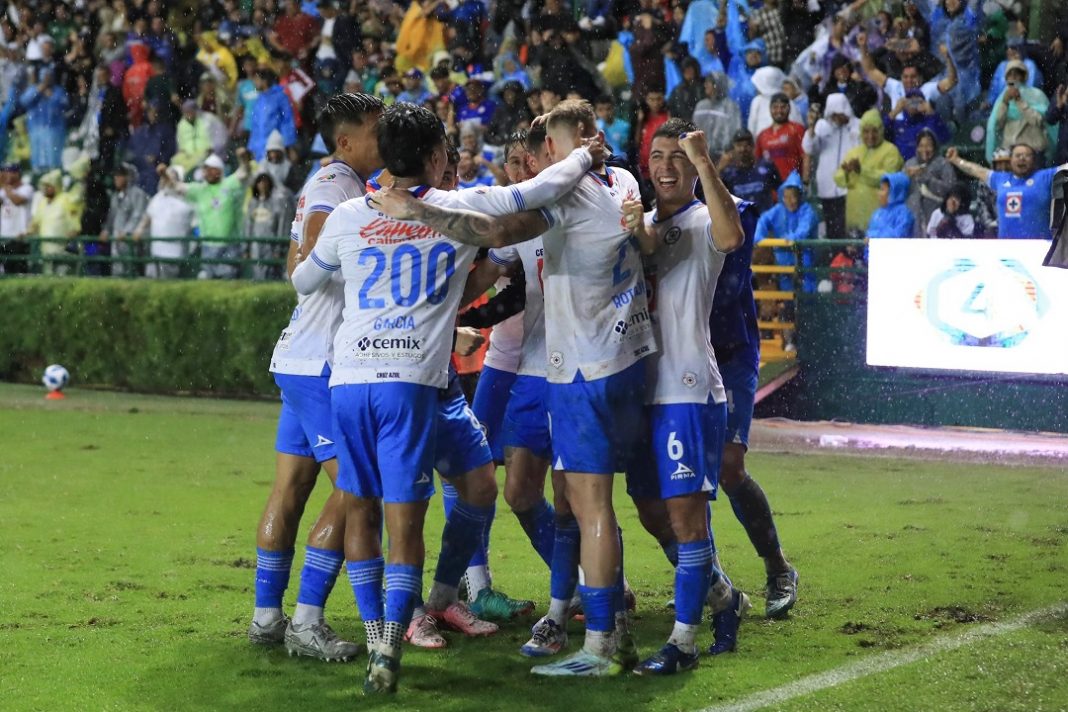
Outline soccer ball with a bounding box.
[42,364,70,392]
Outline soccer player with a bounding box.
[709,164,800,622]
[622,121,747,674]
[294,103,599,693]
[376,100,657,676]
[449,127,574,655]
[249,93,384,663]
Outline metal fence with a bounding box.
[0,236,291,280]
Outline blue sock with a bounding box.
[440,480,458,520]
[296,546,344,607]
[662,539,679,567]
[549,515,580,601]
[434,500,494,587]
[346,556,384,624]
[676,540,714,626]
[515,498,556,568]
[468,502,495,567]
[384,563,423,630]
[578,584,615,632]
[255,548,294,608]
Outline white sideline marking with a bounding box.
[700,602,1068,712]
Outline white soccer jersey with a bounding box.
[444,146,596,375]
[489,238,546,376]
[270,160,364,376]
[480,275,524,373]
[641,200,727,405]
[540,167,657,384]
[308,186,480,388]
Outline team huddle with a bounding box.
[248,92,799,694]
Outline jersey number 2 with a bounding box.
[358,244,457,309]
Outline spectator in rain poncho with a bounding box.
[492,50,532,94]
[834,108,905,232]
[755,170,819,292]
[260,130,303,195]
[866,172,914,238]
[122,42,154,128]
[133,165,195,279]
[102,162,149,276]
[248,68,298,162]
[903,129,956,237]
[692,72,741,158]
[748,66,802,139]
[928,0,980,118]
[925,184,975,238]
[29,170,80,275]
[985,42,1042,109]
[802,92,859,239]
[244,171,295,281]
[985,60,1053,162]
[19,66,68,171]
[727,38,766,126]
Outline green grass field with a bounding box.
[2,383,1067,711]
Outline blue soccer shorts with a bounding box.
[626,398,727,501]
[718,348,759,450]
[332,382,438,503]
[470,365,518,462]
[435,388,494,479]
[546,360,646,475]
[274,370,337,463]
[502,375,552,461]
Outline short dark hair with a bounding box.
[654,117,697,140]
[430,66,450,80]
[594,95,614,106]
[526,123,548,152]
[318,93,385,153]
[378,103,446,177]
[504,129,528,161]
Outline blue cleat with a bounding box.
[633,643,699,675]
[765,568,799,619]
[708,589,751,655]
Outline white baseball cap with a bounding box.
[202,154,225,171]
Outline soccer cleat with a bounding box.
[665,597,675,610]
[363,642,401,694]
[469,588,536,622]
[765,568,799,619]
[284,619,360,662]
[633,643,699,675]
[520,616,568,657]
[426,601,499,637]
[615,630,640,670]
[708,589,751,655]
[248,615,289,646]
[404,613,447,649]
[530,649,625,677]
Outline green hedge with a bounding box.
[0,278,297,396]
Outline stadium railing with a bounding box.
[0,236,291,279]
[753,238,868,364]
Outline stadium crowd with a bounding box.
[1,0,1066,278]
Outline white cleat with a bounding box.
[283,619,360,662]
[520,616,568,657]
[248,615,288,646]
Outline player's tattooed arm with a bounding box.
[368,187,550,248]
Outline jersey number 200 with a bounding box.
[358,244,457,309]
